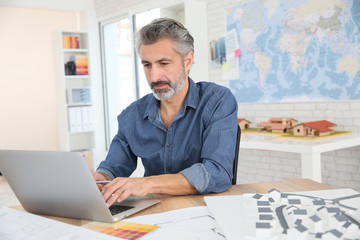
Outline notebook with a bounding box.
[0,149,159,223]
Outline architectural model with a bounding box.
[238,118,251,130]
[292,120,336,137]
[256,118,298,133]
[239,118,347,138]
[242,189,360,239]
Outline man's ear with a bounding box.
[184,51,194,72]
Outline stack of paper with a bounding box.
[0,208,118,240]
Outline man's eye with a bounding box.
[143,64,150,68]
[160,62,169,66]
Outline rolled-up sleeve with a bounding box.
[181,88,238,194]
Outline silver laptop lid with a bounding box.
[0,150,159,223]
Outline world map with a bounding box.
[226,0,360,103]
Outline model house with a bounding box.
[286,224,308,240]
[320,229,343,239]
[302,215,323,233]
[255,222,272,238]
[342,221,359,234]
[329,213,349,229]
[292,120,336,137]
[238,118,251,130]
[257,118,297,133]
[268,188,281,202]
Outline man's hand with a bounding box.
[92,172,110,191]
[101,177,153,207]
[93,173,197,207]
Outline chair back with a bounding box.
[232,125,241,185]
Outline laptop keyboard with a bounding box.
[109,205,134,215]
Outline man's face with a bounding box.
[139,39,191,100]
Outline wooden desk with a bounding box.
[11,178,333,227]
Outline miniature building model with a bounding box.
[257,118,297,133]
[292,120,336,137]
[244,188,360,239]
[238,118,251,130]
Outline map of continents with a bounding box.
[227,0,360,103]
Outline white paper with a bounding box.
[81,107,89,131]
[75,107,82,132]
[87,106,94,131]
[0,208,118,240]
[127,206,226,240]
[222,28,240,81]
[67,107,77,132]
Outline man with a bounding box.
[93,18,238,207]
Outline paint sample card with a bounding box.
[84,221,159,240]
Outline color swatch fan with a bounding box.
[84,221,159,239]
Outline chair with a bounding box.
[232,125,241,185]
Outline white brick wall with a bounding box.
[237,101,360,192]
[94,0,360,192]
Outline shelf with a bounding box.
[67,103,92,107]
[69,131,95,135]
[65,75,90,79]
[69,131,95,152]
[63,48,88,53]
[56,30,95,153]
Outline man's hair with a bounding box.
[135,18,194,58]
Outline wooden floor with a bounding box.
[0,176,20,207]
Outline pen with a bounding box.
[96,180,111,184]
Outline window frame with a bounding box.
[99,9,160,149]
[99,14,139,149]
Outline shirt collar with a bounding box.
[143,77,199,120]
[184,77,199,110]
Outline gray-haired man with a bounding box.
[93,18,238,206]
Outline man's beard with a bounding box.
[150,68,186,101]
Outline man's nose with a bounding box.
[150,66,163,82]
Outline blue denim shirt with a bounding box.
[97,78,238,194]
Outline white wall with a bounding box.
[95,0,360,192]
[206,0,360,192]
[0,0,87,11]
[0,6,83,150]
[0,1,107,166]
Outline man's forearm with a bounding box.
[147,173,197,195]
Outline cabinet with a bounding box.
[54,31,95,153]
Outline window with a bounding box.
[133,8,160,98]
[101,17,136,148]
[100,9,160,149]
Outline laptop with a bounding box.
[0,149,159,223]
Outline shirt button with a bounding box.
[167,143,171,147]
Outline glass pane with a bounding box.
[102,18,135,147]
[134,8,160,98]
